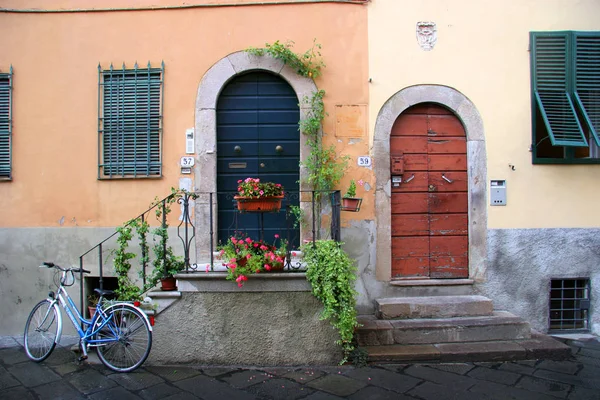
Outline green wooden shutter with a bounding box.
[99,63,163,178]
[0,70,12,180]
[573,33,600,147]
[532,32,588,147]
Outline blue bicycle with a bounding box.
[23,262,152,372]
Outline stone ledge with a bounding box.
[174,272,312,292]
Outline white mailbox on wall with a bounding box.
[490,180,507,206]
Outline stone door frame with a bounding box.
[373,85,487,282]
[193,51,317,259]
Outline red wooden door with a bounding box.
[391,104,468,279]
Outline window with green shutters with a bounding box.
[531,32,600,163]
[0,68,12,180]
[98,62,164,178]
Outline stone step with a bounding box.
[145,290,182,315]
[364,331,572,363]
[376,295,494,319]
[388,279,475,297]
[357,311,531,346]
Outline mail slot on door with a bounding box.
[391,154,404,187]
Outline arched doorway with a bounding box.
[391,103,468,278]
[216,71,300,244]
[373,85,487,282]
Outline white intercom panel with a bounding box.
[186,128,194,154]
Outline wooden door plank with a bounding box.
[392,171,429,192]
[428,154,467,170]
[391,114,428,136]
[429,172,468,192]
[403,154,428,171]
[427,115,466,137]
[430,214,468,236]
[429,193,469,213]
[391,236,430,257]
[430,257,469,278]
[428,137,467,154]
[392,214,429,236]
[392,193,428,213]
[430,236,468,257]
[392,257,429,278]
[391,136,428,154]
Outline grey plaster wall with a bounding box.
[479,228,600,335]
[148,291,340,366]
[0,227,185,336]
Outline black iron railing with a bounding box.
[78,190,341,313]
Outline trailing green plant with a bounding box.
[246,39,325,78]
[113,224,142,301]
[303,240,359,364]
[289,205,305,229]
[148,188,191,285]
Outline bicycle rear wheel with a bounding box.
[95,304,152,372]
[24,300,59,362]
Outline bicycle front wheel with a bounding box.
[24,300,59,362]
[95,304,152,372]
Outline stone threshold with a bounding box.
[390,278,474,287]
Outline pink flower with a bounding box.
[237,180,242,183]
[238,283,243,287]
[358,179,364,186]
[260,245,268,251]
[274,234,279,239]
[265,264,272,271]
[292,251,297,257]
[205,264,210,272]
[231,238,237,244]
[253,243,259,248]
[230,258,236,263]
[246,254,251,260]
[245,237,252,244]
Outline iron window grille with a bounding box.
[0,67,13,180]
[98,62,164,179]
[549,278,590,332]
[531,31,600,164]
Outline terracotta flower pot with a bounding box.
[160,276,177,291]
[341,197,362,212]
[234,195,284,212]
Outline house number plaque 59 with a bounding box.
[357,156,371,167]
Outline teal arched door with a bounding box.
[216,72,300,246]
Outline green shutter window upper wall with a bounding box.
[98,62,164,179]
[574,33,600,147]
[532,32,588,147]
[0,68,12,180]
[532,31,600,148]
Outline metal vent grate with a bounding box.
[549,278,590,332]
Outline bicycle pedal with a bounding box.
[78,355,88,362]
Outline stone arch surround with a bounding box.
[193,51,317,259]
[373,85,487,282]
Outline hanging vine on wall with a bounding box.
[247,39,325,78]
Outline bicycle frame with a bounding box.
[48,284,152,348]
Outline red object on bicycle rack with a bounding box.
[133,301,141,307]
[149,315,155,326]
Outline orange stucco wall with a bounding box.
[0,1,368,227]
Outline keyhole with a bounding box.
[428,184,435,192]
[260,163,265,168]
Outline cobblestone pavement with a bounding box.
[1,335,599,399]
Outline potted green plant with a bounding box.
[218,233,287,287]
[341,179,364,212]
[234,177,285,212]
[87,293,100,318]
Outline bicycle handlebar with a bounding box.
[41,261,90,274]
